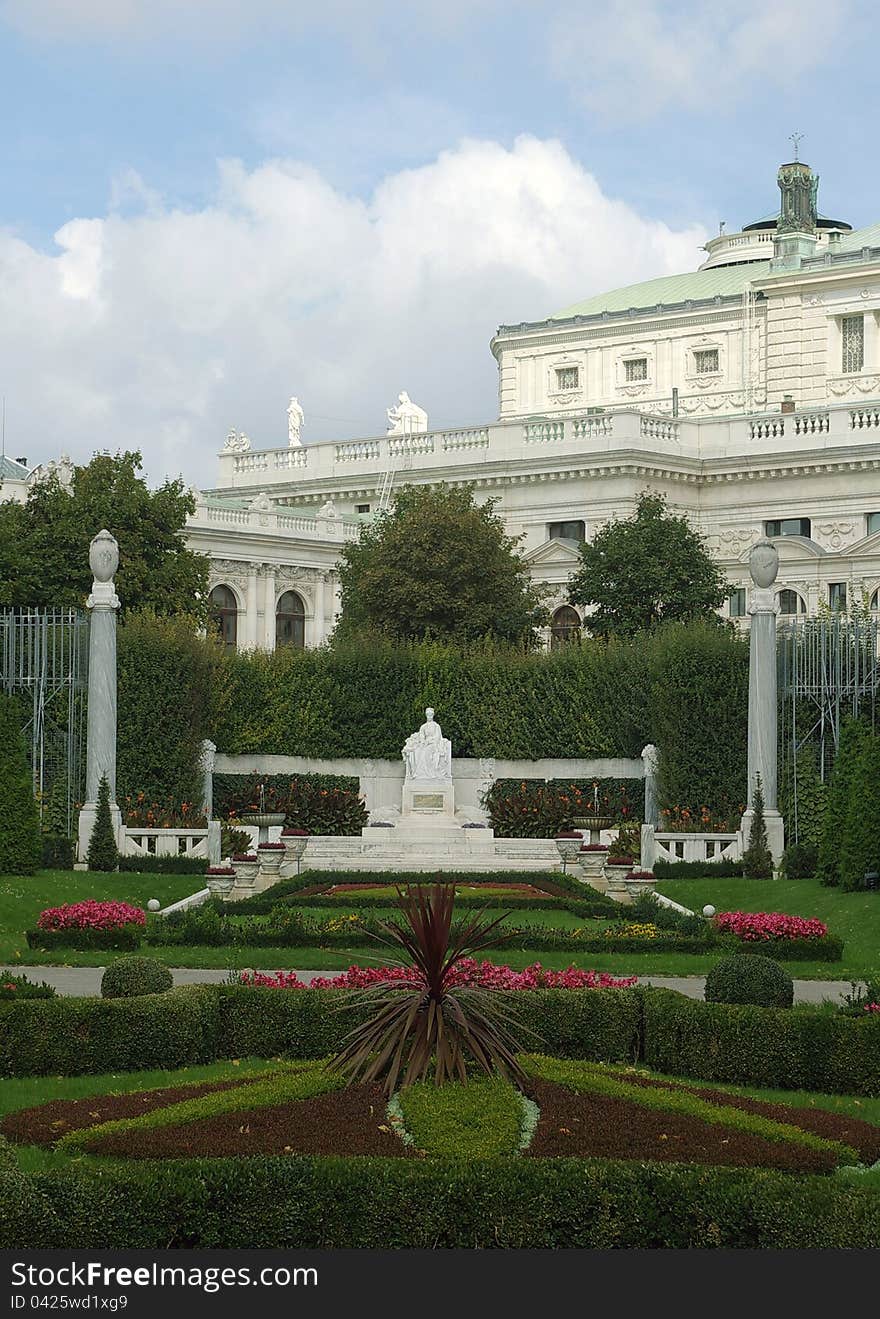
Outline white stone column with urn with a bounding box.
[77,530,123,861]
[741,538,785,865]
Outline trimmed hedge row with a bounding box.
[25,926,143,953]
[652,858,745,880]
[117,856,209,875]
[3,1150,877,1249]
[3,984,880,1096]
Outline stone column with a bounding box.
[263,565,276,650]
[246,565,259,648]
[314,572,326,645]
[742,539,785,865]
[77,530,123,861]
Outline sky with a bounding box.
[0,0,877,488]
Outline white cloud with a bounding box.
[548,0,854,117]
[0,136,705,485]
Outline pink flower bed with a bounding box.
[714,911,828,942]
[238,959,638,991]
[36,900,146,932]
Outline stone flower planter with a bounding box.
[206,866,236,897]
[281,829,310,869]
[554,834,582,866]
[579,843,609,881]
[257,842,285,880]
[230,853,259,888]
[624,871,657,900]
[604,859,634,900]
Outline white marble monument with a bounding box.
[386,391,428,436]
[401,706,454,817]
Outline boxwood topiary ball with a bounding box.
[101,955,174,999]
[704,953,794,1009]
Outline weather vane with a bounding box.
[789,132,804,161]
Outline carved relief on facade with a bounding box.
[208,559,250,595]
[828,374,880,397]
[814,521,855,550]
[718,527,760,556]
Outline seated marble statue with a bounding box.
[402,707,452,781]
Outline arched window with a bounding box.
[209,585,238,648]
[870,589,880,612]
[276,591,306,649]
[777,589,806,616]
[550,605,581,649]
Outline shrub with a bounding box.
[3,1153,880,1250]
[779,747,827,851]
[817,718,871,887]
[0,986,219,1077]
[485,778,645,838]
[714,911,828,942]
[26,926,142,952]
[122,795,206,828]
[741,778,773,879]
[0,974,55,1001]
[0,694,41,875]
[117,855,209,875]
[87,774,119,873]
[37,900,146,931]
[101,956,174,999]
[704,954,794,1008]
[839,731,880,891]
[781,842,818,880]
[651,857,744,880]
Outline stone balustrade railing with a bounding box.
[120,822,222,865]
[641,824,741,870]
[190,504,358,540]
[213,399,880,492]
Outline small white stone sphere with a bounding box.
[702,904,716,918]
[147,899,161,912]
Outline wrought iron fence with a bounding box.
[0,607,89,832]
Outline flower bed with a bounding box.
[37,901,146,932]
[715,912,828,942]
[237,961,638,991]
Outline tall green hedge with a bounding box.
[114,619,750,817]
[117,611,213,805]
[0,694,41,875]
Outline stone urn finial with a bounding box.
[748,538,779,589]
[89,529,119,583]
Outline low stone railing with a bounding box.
[120,822,222,866]
[641,824,741,870]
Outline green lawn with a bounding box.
[655,877,880,978]
[0,870,203,963]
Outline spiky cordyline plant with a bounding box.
[329,883,529,1095]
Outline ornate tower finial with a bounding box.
[789,131,804,162]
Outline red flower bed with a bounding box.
[714,911,828,942]
[238,959,638,991]
[36,900,146,932]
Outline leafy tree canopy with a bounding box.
[0,451,209,619]
[568,491,730,638]
[334,484,548,648]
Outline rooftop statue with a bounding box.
[287,396,304,447]
[387,390,428,436]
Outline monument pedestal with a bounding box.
[77,801,123,862]
[402,779,455,820]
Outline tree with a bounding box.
[838,732,880,892]
[567,491,730,638]
[817,718,871,886]
[87,774,120,872]
[742,776,773,879]
[0,451,209,619]
[334,485,548,647]
[0,695,41,875]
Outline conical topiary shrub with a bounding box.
[742,776,773,879]
[87,773,119,872]
[818,718,871,887]
[0,694,41,875]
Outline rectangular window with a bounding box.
[841,315,864,373]
[624,357,648,382]
[764,517,811,538]
[355,503,370,513]
[867,512,880,536]
[694,348,719,375]
[829,582,847,610]
[728,588,746,618]
[555,366,579,390]
[548,520,586,542]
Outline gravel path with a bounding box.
[1,965,859,1003]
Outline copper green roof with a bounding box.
[0,456,28,480]
[549,261,770,321]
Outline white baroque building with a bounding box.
[8,158,880,648]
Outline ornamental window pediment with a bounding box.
[616,349,653,391]
[547,357,583,403]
